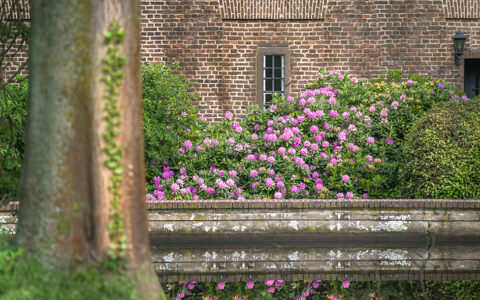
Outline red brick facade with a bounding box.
[2,1,480,121]
[139,0,480,121]
[0,0,30,81]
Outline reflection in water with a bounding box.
[151,238,480,281]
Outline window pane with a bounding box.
[265,55,273,68]
[274,68,282,78]
[265,79,272,91]
[265,93,273,105]
[274,55,282,68]
[265,68,272,78]
[262,53,286,107]
[274,79,282,91]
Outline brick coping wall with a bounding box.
[145,199,480,209]
[2,199,480,212]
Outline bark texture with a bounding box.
[16,0,163,298]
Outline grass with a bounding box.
[0,234,138,300]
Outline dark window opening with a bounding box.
[263,54,284,107]
[464,59,480,99]
[475,75,480,98]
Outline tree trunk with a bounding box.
[16,0,164,298]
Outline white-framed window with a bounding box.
[257,47,290,108]
[263,54,285,106]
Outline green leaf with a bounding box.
[104,31,113,44]
[105,160,116,169]
[113,165,124,175]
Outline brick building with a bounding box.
[3,1,480,121]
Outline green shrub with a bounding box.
[398,100,480,199]
[0,76,28,204]
[309,70,465,140]
[0,63,207,199]
[142,62,206,187]
[0,234,137,300]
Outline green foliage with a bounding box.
[310,69,464,141]
[0,234,138,300]
[101,21,127,262]
[307,69,466,198]
[0,67,473,201]
[0,61,206,199]
[398,100,480,199]
[0,76,27,204]
[162,280,480,299]
[149,70,467,200]
[0,1,30,205]
[142,61,206,186]
[142,61,205,169]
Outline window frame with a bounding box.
[256,47,290,108]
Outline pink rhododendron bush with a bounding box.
[147,70,467,201]
[162,279,480,300]
[163,280,365,300]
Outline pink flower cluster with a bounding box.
[149,70,434,202]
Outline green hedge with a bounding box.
[142,62,206,187]
[0,63,205,202]
[398,100,480,199]
[0,76,28,202]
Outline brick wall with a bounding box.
[0,0,30,80]
[140,0,480,121]
[221,20,325,118]
[444,0,480,18]
[140,0,225,121]
[1,37,29,80]
[3,1,480,121]
[323,0,451,79]
[219,0,328,19]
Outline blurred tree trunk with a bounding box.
[16,1,164,299]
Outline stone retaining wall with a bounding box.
[2,199,480,281]
[148,199,480,241]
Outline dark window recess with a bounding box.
[263,54,284,107]
[475,76,480,98]
[465,59,480,99]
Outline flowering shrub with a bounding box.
[147,69,467,201]
[163,280,357,300]
[162,280,480,299]
[308,69,468,198]
[309,69,466,141]
[142,62,207,183]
